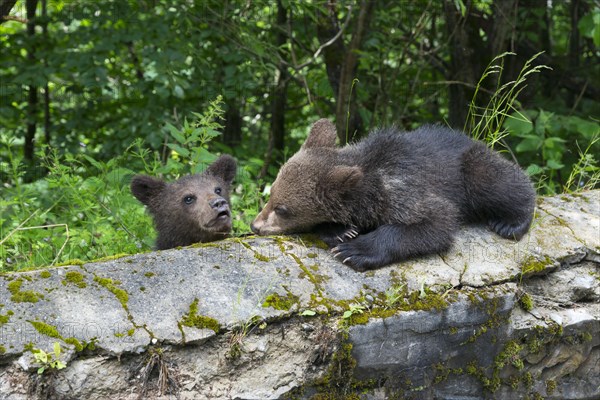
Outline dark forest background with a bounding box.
[1,0,599,271]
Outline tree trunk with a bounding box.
[259,0,288,180]
[24,0,39,169]
[0,0,18,23]
[317,1,375,144]
[444,0,475,129]
[42,0,50,146]
[223,100,242,147]
[568,0,581,108]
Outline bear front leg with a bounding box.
[331,221,457,271]
[314,223,359,248]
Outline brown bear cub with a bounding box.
[251,119,535,271]
[131,155,236,250]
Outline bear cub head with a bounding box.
[131,154,237,250]
[251,119,362,235]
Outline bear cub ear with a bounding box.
[130,175,166,206]
[303,118,338,149]
[327,166,363,189]
[206,154,237,184]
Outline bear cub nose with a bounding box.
[250,223,259,234]
[210,198,228,209]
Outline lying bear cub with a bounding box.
[131,155,236,250]
[251,119,535,271]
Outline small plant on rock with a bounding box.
[32,342,66,375]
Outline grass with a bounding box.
[465,51,551,149]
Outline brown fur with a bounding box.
[251,119,535,271]
[131,155,236,250]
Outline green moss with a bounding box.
[506,375,520,390]
[0,310,13,326]
[463,292,508,344]
[29,321,62,339]
[465,360,501,392]
[93,275,129,310]
[522,372,533,387]
[0,345,5,354]
[563,331,593,345]
[262,292,299,311]
[64,337,84,352]
[400,289,450,312]
[92,253,130,263]
[144,272,155,278]
[237,239,272,261]
[546,379,557,395]
[314,335,356,395]
[180,298,221,333]
[7,278,42,303]
[39,271,51,279]
[290,252,328,290]
[518,293,534,311]
[520,255,553,276]
[62,271,87,288]
[432,362,464,385]
[307,252,318,259]
[55,259,85,267]
[494,340,524,370]
[298,234,329,250]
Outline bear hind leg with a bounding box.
[461,143,535,240]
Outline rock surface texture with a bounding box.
[0,191,598,399]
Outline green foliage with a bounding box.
[32,342,67,375]
[1,98,260,271]
[1,0,599,272]
[342,303,366,320]
[504,109,600,194]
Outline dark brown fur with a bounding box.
[251,119,535,271]
[131,155,236,250]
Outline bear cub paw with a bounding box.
[317,223,359,248]
[331,235,386,272]
[488,218,531,241]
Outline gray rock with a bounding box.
[0,191,598,399]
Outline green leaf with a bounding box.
[516,138,541,153]
[546,159,564,170]
[300,310,316,316]
[191,147,217,165]
[54,360,67,370]
[578,10,600,47]
[166,143,190,157]
[165,123,186,144]
[82,154,104,171]
[53,342,61,357]
[543,137,566,149]
[534,110,553,135]
[37,351,48,363]
[567,117,600,139]
[37,367,45,375]
[504,113,533,136]
[342,310,353,319]
[453,0,466,17]
[203,129,222,138]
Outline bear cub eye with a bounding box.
[274,205,290,218]
[183,195,196,205]
[214,187,222,195]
